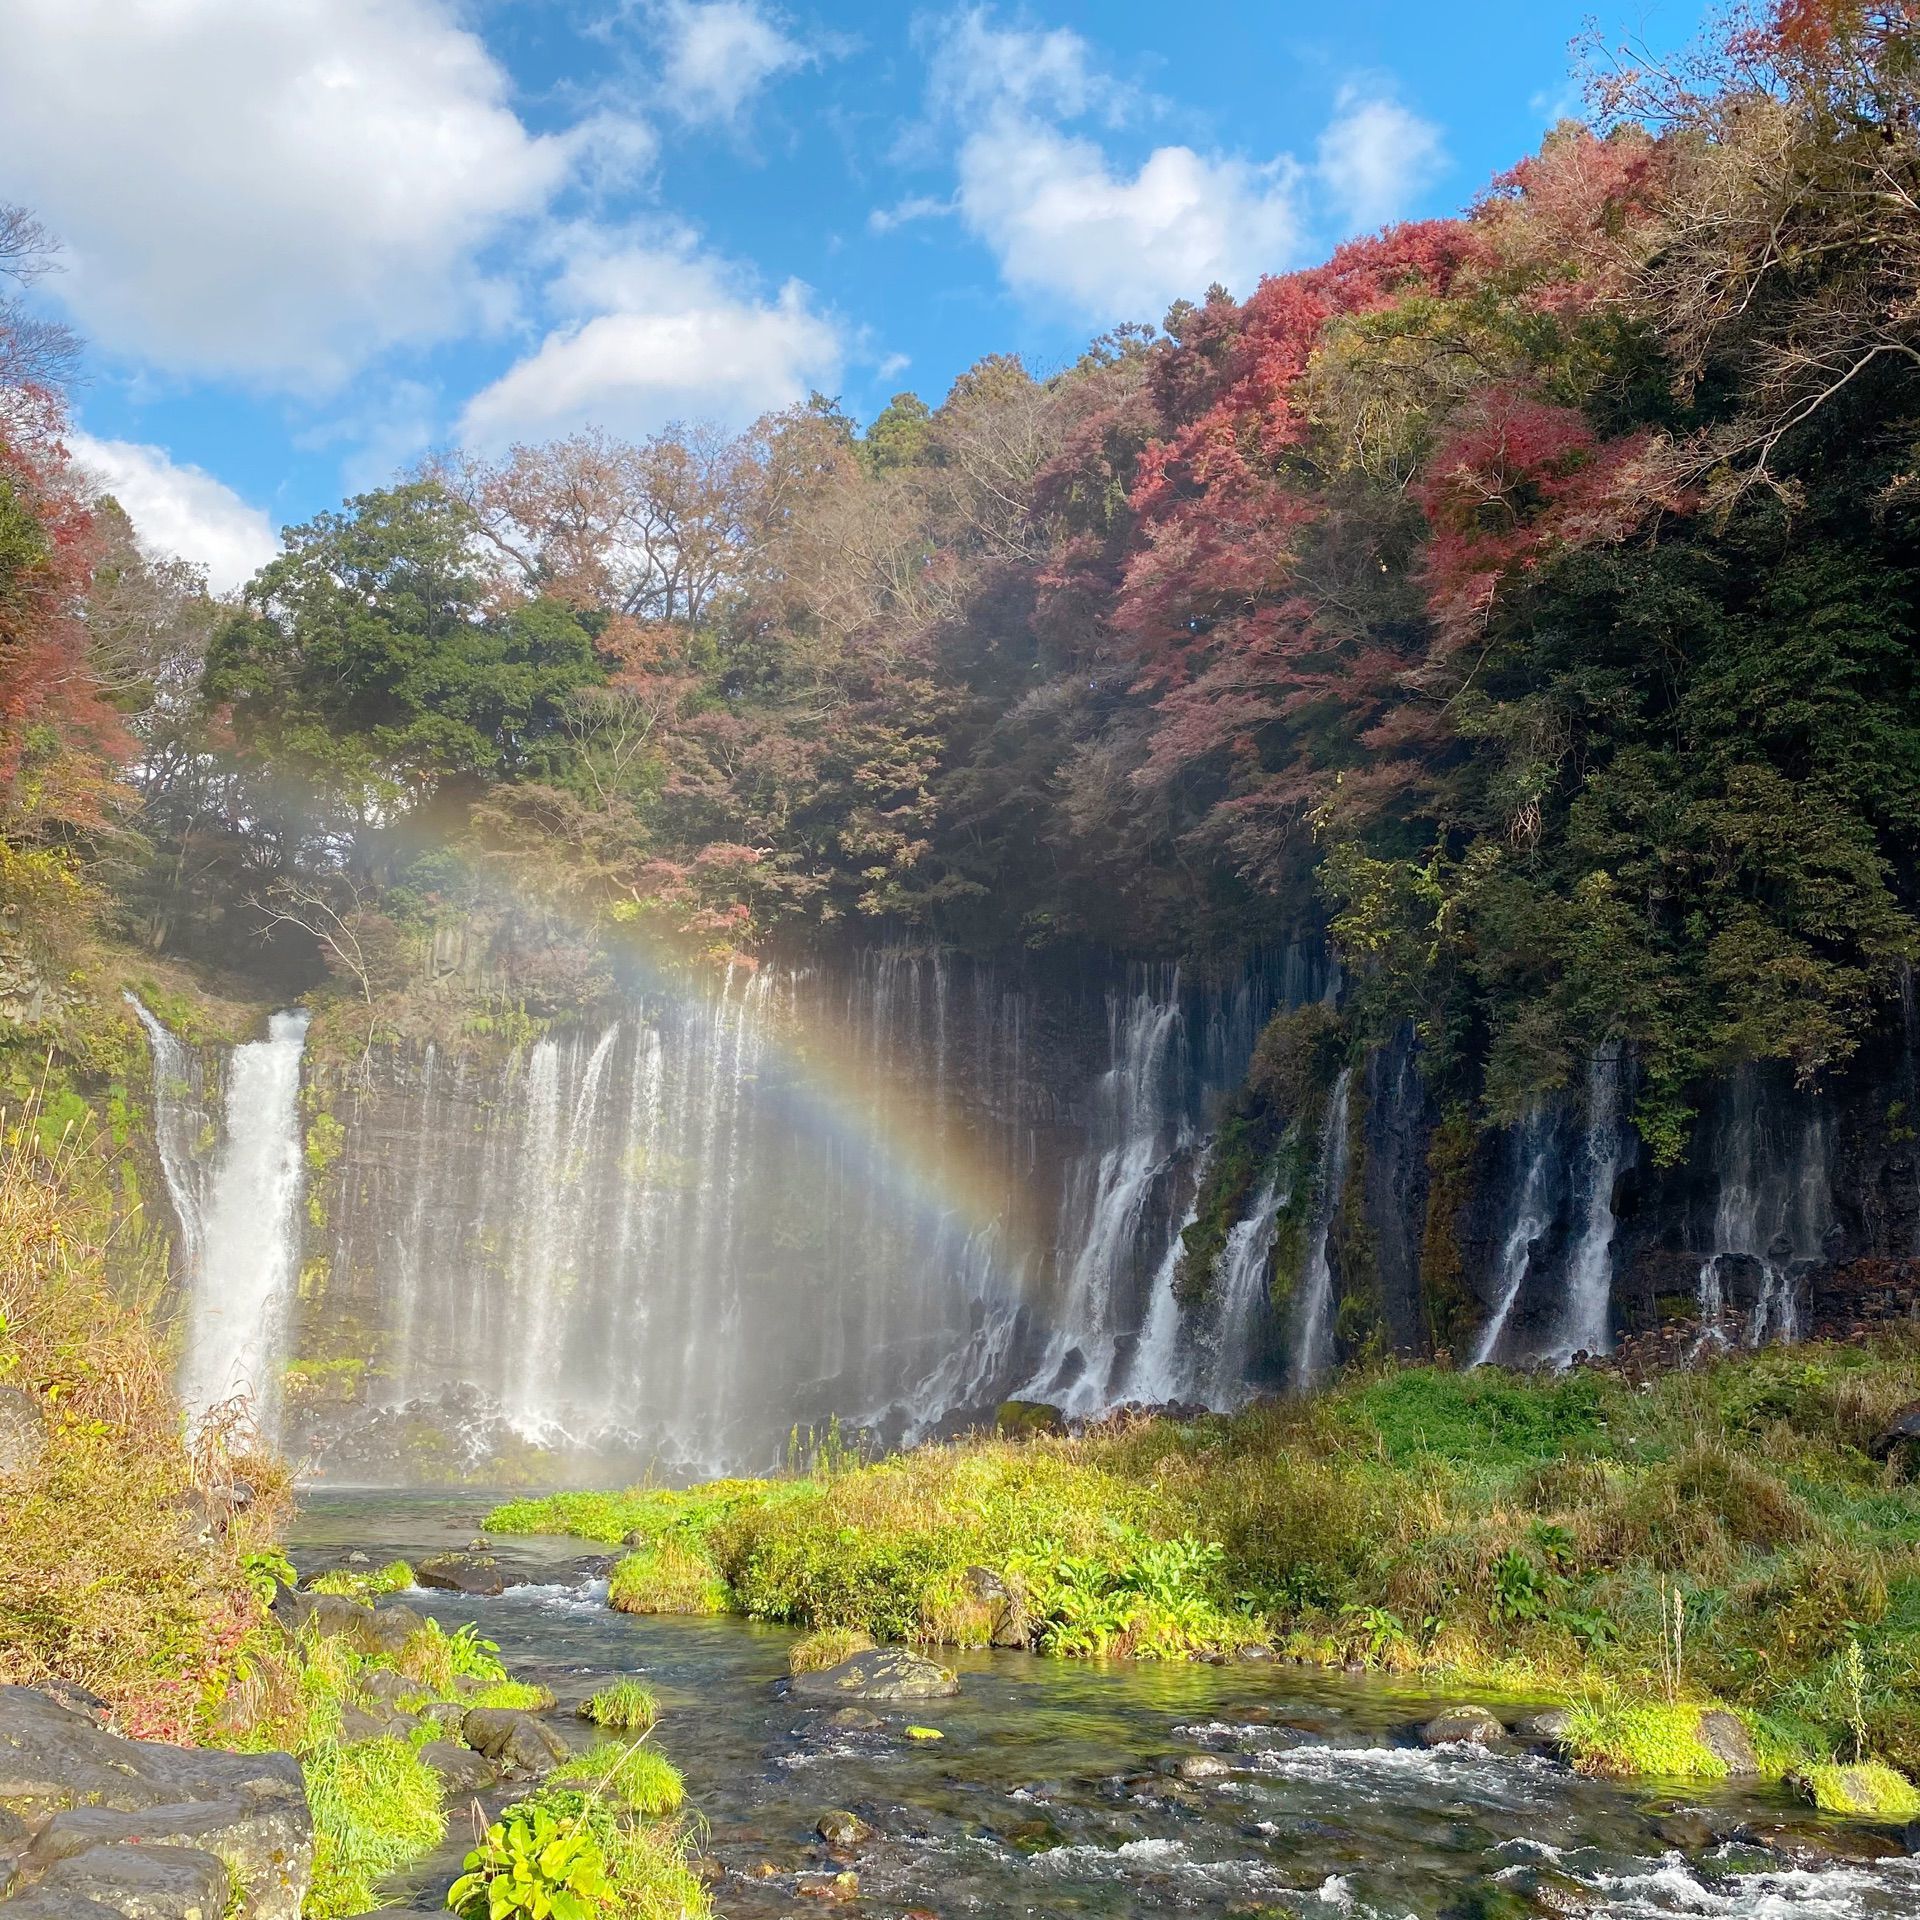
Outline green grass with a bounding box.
[610,1539,731,1615]
[306,1559,414,1598]
[789,1626,876,1674]
[1800,1761,1920,1818]
[547,1741,686,1815]
[582,1676,658,1731]
[303,1736,445,1917]
[465,1678,557,1711]
[493,1337,1920,1791]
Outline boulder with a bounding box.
[0,1894,124,1918]
[359,1667,415,1709]
[0,1389,45,1487]
[1420,1705,1507,1748]
[963,1566,1028,1649]
[1513,1709,1576,1746]
[1170,1752,1233,1781]
[270,1589,370,1644]
[1696,1708,1760,1777]
[459,1708,568,1775]
[418,1741,497,1793]
[815,1808,874,1850]
[33,1840,228,1919]
[0,1685,302,1823]
[337,1705,390,1743]
[788,1649,960,1704]
[994,1400,1066,1439]
[415,1553,507,1598]
[1869,1400,1920,1461]
[354,1603,428,1659]
[25,1793,312,1920]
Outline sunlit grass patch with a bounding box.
[582,1675,659,1730]
[304,1735,445,1918]
[547,1740,686,1815]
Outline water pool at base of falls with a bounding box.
[290,1495,1920,1920]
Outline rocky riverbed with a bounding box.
[283,1493,1920,1920]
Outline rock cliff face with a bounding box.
[132,940,1920,1485]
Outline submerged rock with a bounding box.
[1513,1709,1575,1747]
[815,1809,874,1850]
[1170,1752,1234,1781]
[416,1552,508,1597]
[789,1650,959,1703]
[1420,1706,1507,1747]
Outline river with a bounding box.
[290,1495,1920,1920]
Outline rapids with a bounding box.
[291,1495,1920,1920]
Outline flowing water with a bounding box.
[1470,1109,1556,1368]
[289,1495,1920,1920]
[1290,1068,1354,1391]
[1548,1043,1627,1366]
[131,997,311,1431]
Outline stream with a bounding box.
[290,1495,1920,1920]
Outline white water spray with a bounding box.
[1291,1067,1355,1390]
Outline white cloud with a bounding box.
[0,0,580,386]
[459,229,843,445]
[1316,89,1447,233]
[68,433,277,594]
[920,13,1302,323]
[956,119,1302,322]
[654,0,811,123]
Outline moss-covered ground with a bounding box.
[492,1338,1920,1805]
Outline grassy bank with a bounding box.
[0,1093,289,1740]
[492,1339,1920,1803]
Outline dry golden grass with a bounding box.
[0,1094,285,1738]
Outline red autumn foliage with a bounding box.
[0,386,127,826]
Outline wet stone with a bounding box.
[1420,1705,1507,1747]
[788,1649,958,1703]
[815,1808,874,1850]
[34,1839,229,1919]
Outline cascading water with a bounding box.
[1693,1065,1832,1348]
[292,951,1292,1477]
[1290,1066,1355,1390]
[1469,1109,1555,1367]
[131,1000,311,1431]
[1548,1043,1626,1364]
[1204,1176,1288,1403]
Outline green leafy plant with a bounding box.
[448,1798,612,1920]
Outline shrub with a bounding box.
[305,1736,444,1917]
[582,1676,658,1730]
[449,1794,611,1919]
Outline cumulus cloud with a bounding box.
[956,120,1301,322]
[68,433,278,593]
[1317,88,1447,233]
[0,0,587,385]
[459,228,843,445]
[918,11,1303,323]
[653,0,812,124]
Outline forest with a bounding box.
[6,3,1919,1175]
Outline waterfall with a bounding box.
[1694,1065,1831,1349]
[1549,1043,1626,1364]
[131,1001,311,1430]
[1291,1066,1355,1391]
[1207,1176,1287,1403]
[1021,972,1192,1413]
[1469,1109,1555,1367]
[124,993,210,1279]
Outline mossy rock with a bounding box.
[1796,1762,1920,1820]
[994,1400,1065,1439]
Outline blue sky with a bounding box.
[0,0,1708,591]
